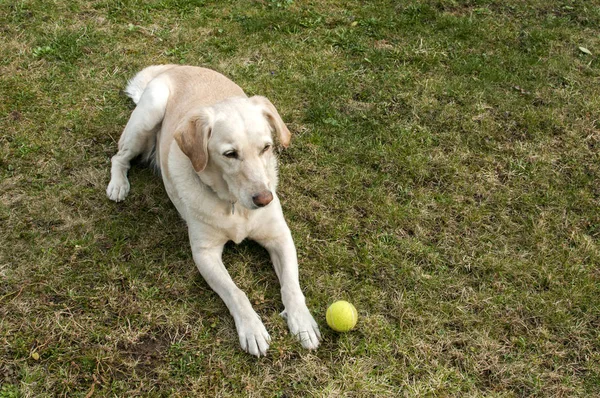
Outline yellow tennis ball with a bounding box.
[326,300,358,332]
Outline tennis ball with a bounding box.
[326,300,358,332]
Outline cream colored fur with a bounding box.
[107,65,320,356]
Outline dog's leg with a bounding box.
[107,80,169,202]
[189,229,271,357]
[258,229,321,350]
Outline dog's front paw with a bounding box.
[106,177,130,202]
[236,312,271,357]
[281,306,321,350]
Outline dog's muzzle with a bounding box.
[252,191,273,207]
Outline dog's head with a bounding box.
[174,96,291,210]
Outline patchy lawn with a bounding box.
[1,0,599,396]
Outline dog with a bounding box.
[106,65,320,356]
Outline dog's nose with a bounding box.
[252,191,273,207]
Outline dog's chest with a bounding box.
[225,221,250,244]
[220,208,257,244]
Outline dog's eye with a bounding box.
[261,144,271,154]
[224,150,238,159]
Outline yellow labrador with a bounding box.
[107,65,320,356]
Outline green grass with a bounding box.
[1,0,599,396]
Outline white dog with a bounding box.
[107,65,320,356]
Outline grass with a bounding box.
[1,0,599,396]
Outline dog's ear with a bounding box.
[250,96,291,148]
[174,108,214,172]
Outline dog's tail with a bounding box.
[124,64,177,104]
[123,65,176,173]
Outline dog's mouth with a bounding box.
[230,191,273,213]
[217,173,273,212]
